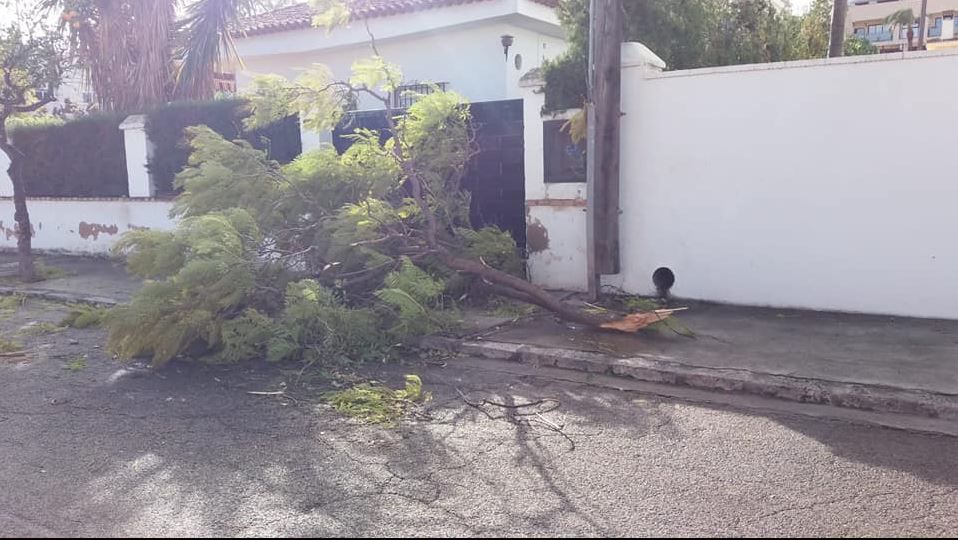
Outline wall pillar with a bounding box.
[519,68,589,291]
[0,149,12,197]
[119,115,155,198]
[300,115,332,153]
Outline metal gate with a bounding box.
[332,99,526,249]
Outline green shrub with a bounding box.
[146,99,301,195]
[11,112,129,197]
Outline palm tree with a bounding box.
[828,0,847,57]
[917,0,929,50]
[43,0,272,111]
[885,8,916,51]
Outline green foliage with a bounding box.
[351,56,402,94]
[325,374,430,425]
[6,115,64,131]
[108,210,260,366]
[0,294,25,313]
[34,260,68,281]
[457,227,523,276]
[544,0,831,110]
[310,0,350,32]
[375,257,445,338]
[0,336,22,353]
[271,279,386,365]
[844,35,879,56]
[217,308,279,363]
[64,355,87,372]
[19,322,62,336]
[10,112,129,197]
[59,305,110,329]
[245,69,347,134]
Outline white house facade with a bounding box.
[232,0,568,114]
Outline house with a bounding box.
[848,0,958,52]
[231,0,567,116]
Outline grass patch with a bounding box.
[0,293,25,313]
[34,260,69,281]
[0,336,23,353]
[60,305,110,329]
[325,374,430,425]
[19,321,63,336]
[64,355,87,372]
[488,298,538,319]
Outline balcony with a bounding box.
[866,30,893,42]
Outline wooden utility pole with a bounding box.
[586,0,622,298]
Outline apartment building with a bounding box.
[848,0,958,52]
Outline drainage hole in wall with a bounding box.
[652,267,675,296]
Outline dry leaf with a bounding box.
[600,309,686,333]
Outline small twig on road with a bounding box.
[456,388,573,449]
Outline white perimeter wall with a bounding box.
[0,199,175,255]
[524,46,958,319]
[610,48,958,319]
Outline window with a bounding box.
[899,21,919,39]
[866,23,892,42]
[543,119,586,184]
[392,81,448,109]
[929,17,943,37]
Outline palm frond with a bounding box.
[174,0,257,100]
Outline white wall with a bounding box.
[610,48,958,319]
[0,199,175,255]
[237,21,566,110]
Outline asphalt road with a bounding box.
[1,300,957,537]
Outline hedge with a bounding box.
[11,112,130,197]
[146,99,301,195]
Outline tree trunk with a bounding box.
[438,252,609,327]
[907,27,914,51]
[918,0,929,50]
[828,0,847,57]
[0,128,34,282]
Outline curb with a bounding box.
[422,336,958,421]
[0,286,122,306]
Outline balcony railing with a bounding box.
[866,30,893,42]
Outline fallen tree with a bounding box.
[107,54,673,367]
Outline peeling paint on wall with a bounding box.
[0,220,35,240]
[526,218,550,253]
[78,222,119,240]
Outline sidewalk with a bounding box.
[426,301,958,423]
[0,253,138,305]
[3,252,958,425]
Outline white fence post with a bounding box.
[119,114,155,198]
[0,149,12,197]
[300,115,332,153]
[519,69,590,291]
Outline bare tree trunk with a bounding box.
[828,0,847,57]
[0,127,34,282]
